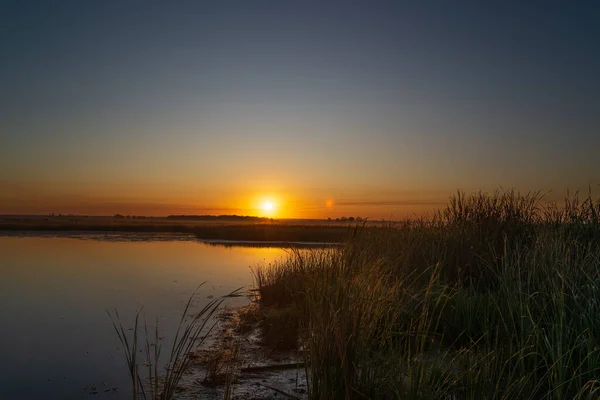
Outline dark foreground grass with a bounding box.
[255,190,600,399]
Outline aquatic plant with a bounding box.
[107,283,242,400]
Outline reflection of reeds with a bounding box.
[107,283,242,400]
[254,190,600,399]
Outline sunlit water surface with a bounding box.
[0,233,291,399]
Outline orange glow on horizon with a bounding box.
[243,193,284,218]
[0,181,455,219]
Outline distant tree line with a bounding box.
[327,216,364,222]
[165,214,270,222]
[113,214,147,219]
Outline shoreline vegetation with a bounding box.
[107,284,245,400]
[244,190,600,399]
[0,215,374,243]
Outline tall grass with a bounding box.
[254,190,600,399]
[107,284,242,400]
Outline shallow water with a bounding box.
[0,233,291,399]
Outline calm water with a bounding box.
[0,233,290,399]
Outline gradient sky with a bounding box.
[1,1,599,218]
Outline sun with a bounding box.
[255,195,280,217]
[262,201,274,211]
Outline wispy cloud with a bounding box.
[336,200,446,207]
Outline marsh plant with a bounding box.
[255,190,600,399]
[107,284,242,400]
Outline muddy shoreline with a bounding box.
[177,305,308,400]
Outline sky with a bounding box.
[1,1,599,218]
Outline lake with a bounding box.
[0,233,292,399]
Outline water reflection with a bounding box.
[0,234,292,399]
[201,239,342,249]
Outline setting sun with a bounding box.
[248,193,285,217]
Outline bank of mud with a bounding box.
[176,304,308,400]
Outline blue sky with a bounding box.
[1,1,599,217]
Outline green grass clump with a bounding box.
[254,189,600,399]
[261,306,300,350]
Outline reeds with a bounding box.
[107,283,242,400]
[254,190,600,399]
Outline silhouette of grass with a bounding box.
[107,283,243,400]
[254,189,600,399]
